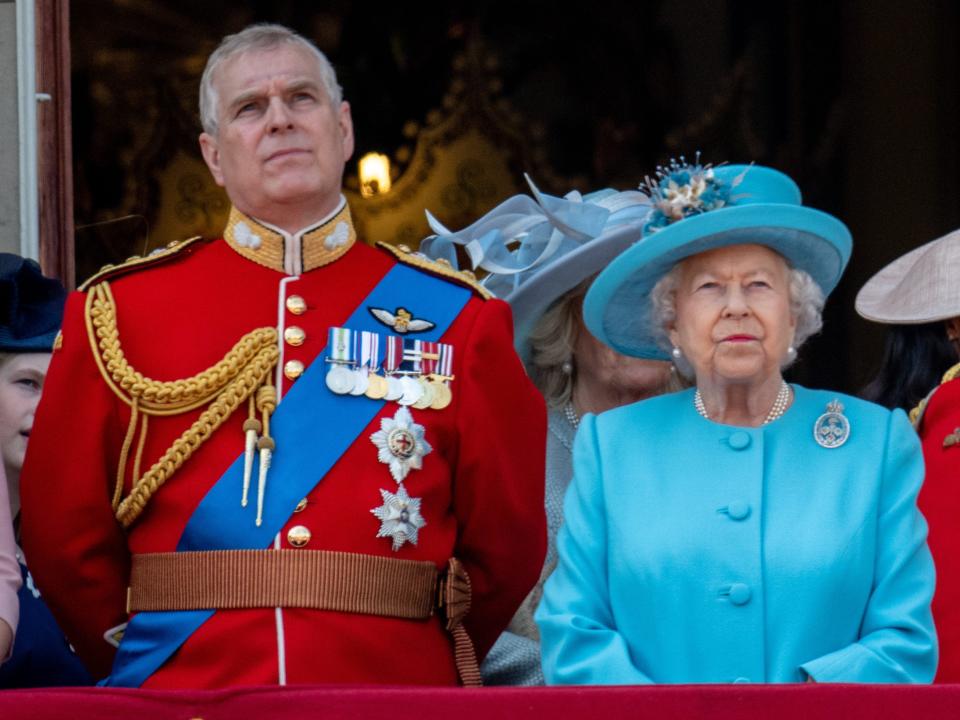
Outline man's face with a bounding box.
[199,44,354,226]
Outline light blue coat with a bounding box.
[536,385,937,684]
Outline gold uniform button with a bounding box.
[284,326,306,347]
[284,360,305,380]
[286,295,307,315]
[294,498,308,513]
[287,525,311,548]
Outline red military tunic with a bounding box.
[20,200,546,687]
[915,372,960,682]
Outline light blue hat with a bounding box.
[583,160,853,360]
[419,176,654,356]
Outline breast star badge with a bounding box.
[370,406,432,483]
[368,306,436,334]
[371,485,426,551]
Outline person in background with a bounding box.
[0,470,18,664]
[857,227,960,682]
[421,180,676,684]
[536,159,936,684]
[0,254,90,686]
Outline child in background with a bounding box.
[0,254,90,685]
[0,467,19,661]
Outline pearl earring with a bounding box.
[671,346,682,360]
[561,359,574,375]
[786,345,797,362]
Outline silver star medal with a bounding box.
[814,399,851,449]
[371,485,427,551]
[369,405,432,483]
[369,406,430,550]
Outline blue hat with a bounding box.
[583,161,853,360]
[0,254,66,353]
[420,176,653,357]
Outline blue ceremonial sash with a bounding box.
[104,263,471,687]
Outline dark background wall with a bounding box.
[69,0,960,394]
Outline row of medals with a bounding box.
[326,364,453,410]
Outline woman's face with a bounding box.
[574,315,672,401]
[0,353,51,477]
[668,244,795,386]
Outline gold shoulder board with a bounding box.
[78,236,205,291]
[376,242,493,300]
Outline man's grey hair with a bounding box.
[199,23,343,136]
[650,256,825,377]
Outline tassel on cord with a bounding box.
[255,383,278,526]
[241,396,262,507]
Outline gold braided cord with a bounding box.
[115,344,278,527]
[85,282,278,415]
[115,399,140,510]
[909,361,960,427]
[83,280,280,527]
[132,414,149,493]
[942,361,960,385]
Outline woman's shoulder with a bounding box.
[592,388,696,431]
[793,385,911,442]
[794,385,897,420]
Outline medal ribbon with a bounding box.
[104,263,472,687]
[364,332,380,372]
[328,327,352,364]
[439,343,454,378]
[400,338,420,374]
[385,336,402,373]
[421,342,439,375]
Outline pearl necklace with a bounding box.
[563,402,581,430]
[694,380,792,425]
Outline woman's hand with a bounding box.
[0,618,12,661]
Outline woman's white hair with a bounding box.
[199,23,343,136]
[650,257,825,377]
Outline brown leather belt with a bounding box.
[128,549,481,686]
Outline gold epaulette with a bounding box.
[909,361,960,428]
[84,280,279,528]
[376,242,493,300]
[78,236,205,292]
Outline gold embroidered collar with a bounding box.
[223,199,357,275]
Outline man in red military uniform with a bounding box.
[20,23,546,688]
[913,370,960,682]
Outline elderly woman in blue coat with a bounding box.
[535,160,937,684]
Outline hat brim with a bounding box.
[855,230,960,324]
[506,221,644,356]
[584,203,852,359]
[0,328,59,353]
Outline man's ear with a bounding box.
[338,101,355,162]
[199,132,225,187]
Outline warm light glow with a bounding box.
[359,152,392,198]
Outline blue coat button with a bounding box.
[732,676,752,684]
[728,431,751,450]
[728,583,752,606]
[727,501,751,521]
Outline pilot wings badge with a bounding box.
[368,306,436,334]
